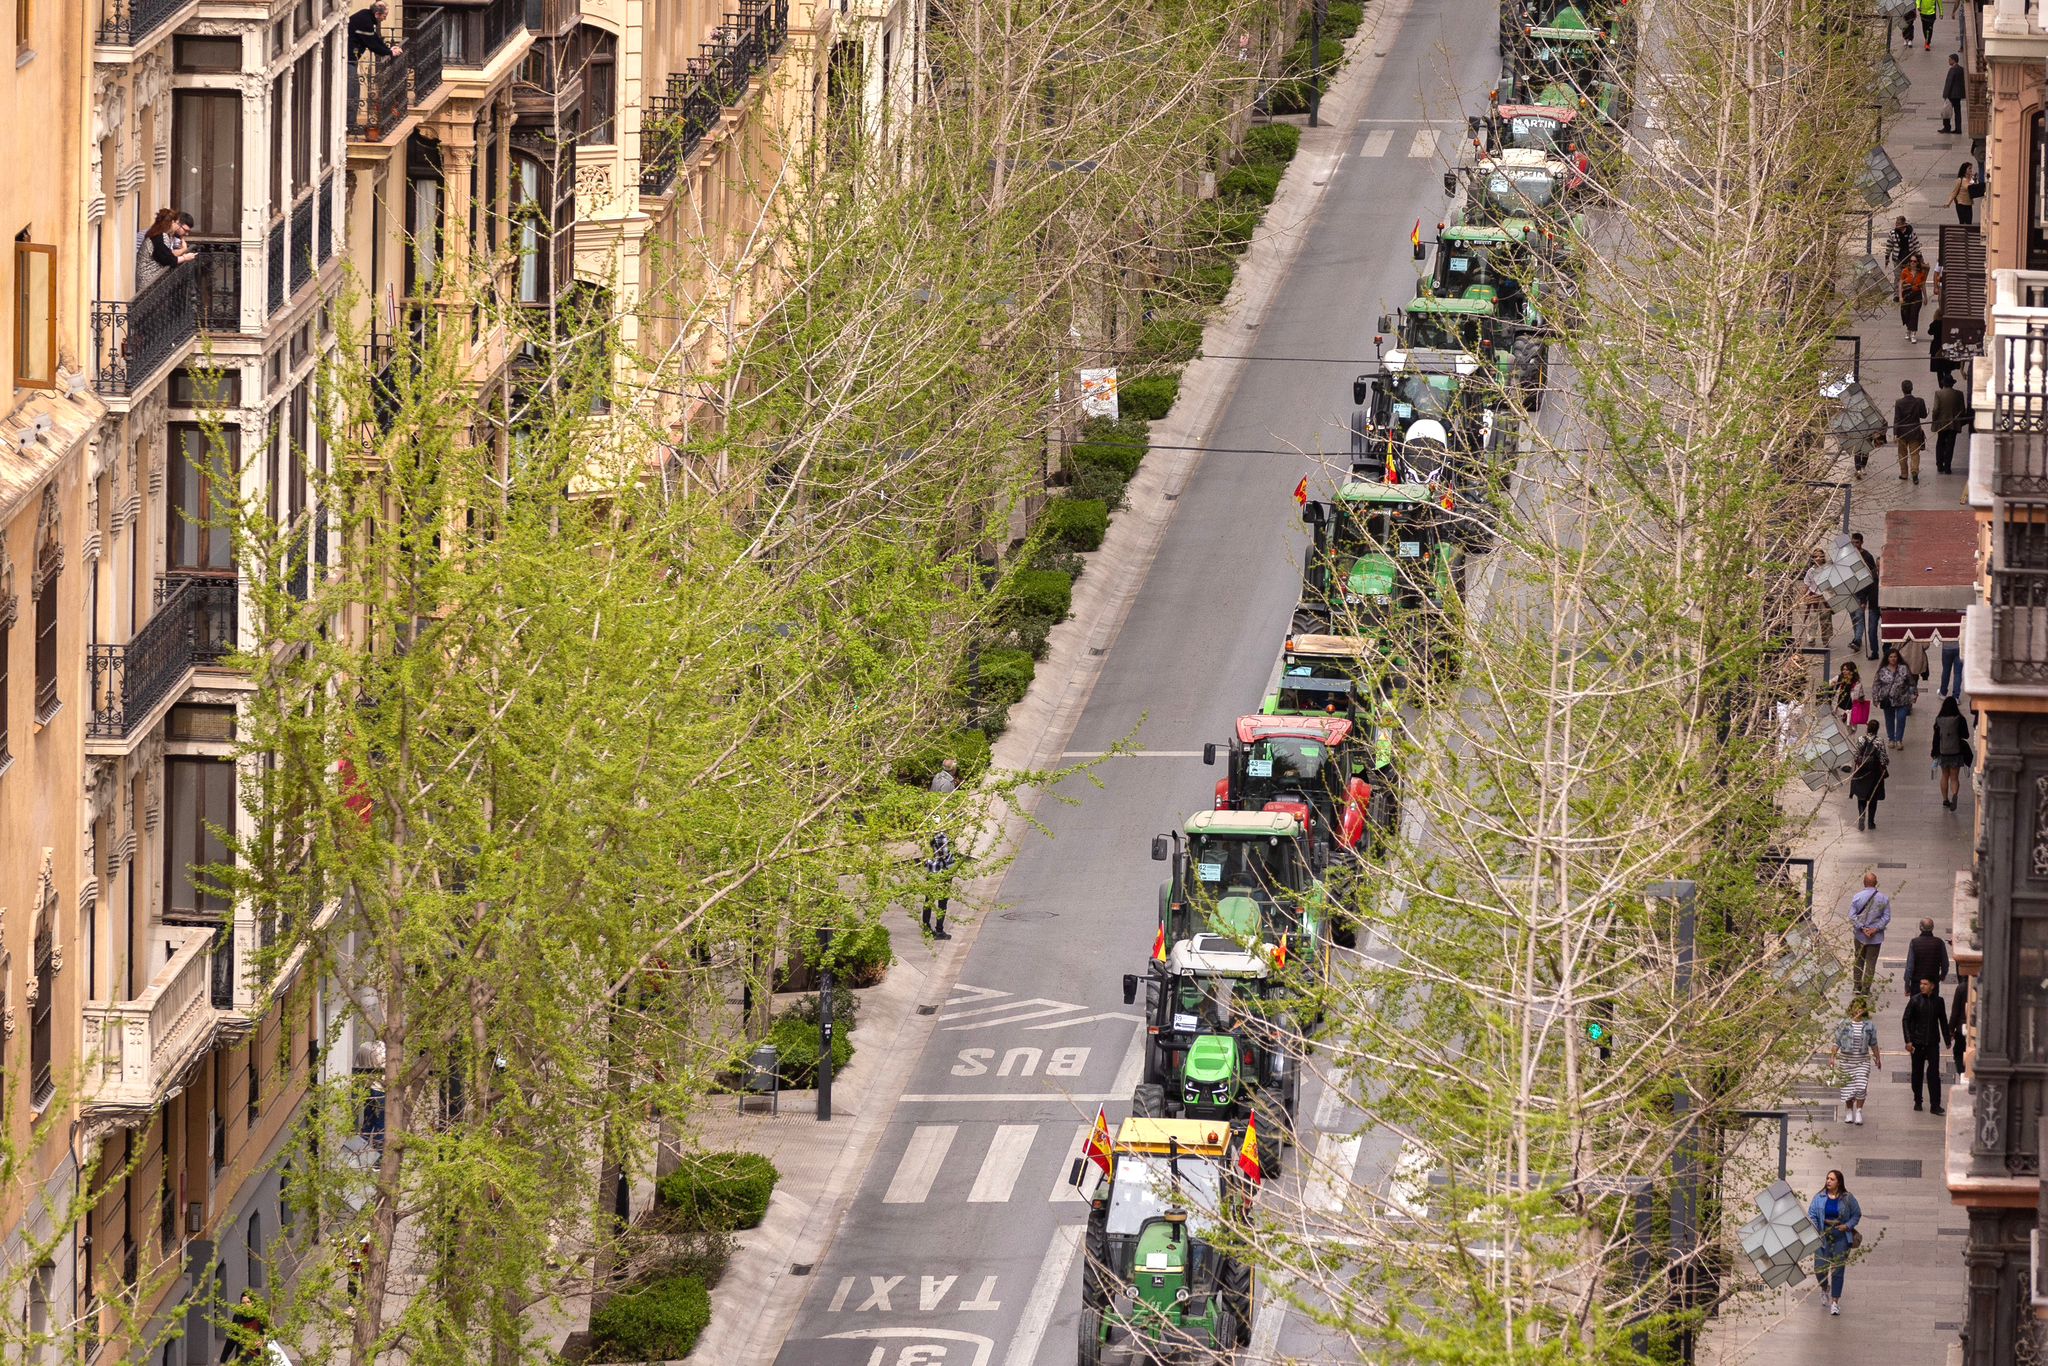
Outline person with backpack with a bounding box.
[1883,216,1920,271]
[1850,720,1889,832]
[1931,694,1972,810]
[922,829,956,940]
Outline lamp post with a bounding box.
[1645,879,1700,1358]
[817,926,835,1121]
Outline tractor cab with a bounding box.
[1394,295,1501,356]
[1151,810,1329,970]
[1421,224,1544,328]
[1470,149,1572,223]
[1499,3,1627,122]
[1204,715,1371,857]
[1121,939,1306,1132]
[1072,1119,1256,1364]
[1262,633,1368,718]
[1296,481,1465,683]
[1347,347,1497,485]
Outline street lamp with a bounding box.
[1736,1180,1824,1288]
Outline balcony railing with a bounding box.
[350,13,450,140]
[87,575,238,740]
[1991,565,2048,685]
[290,194,316,296]
[445,0,529,67]
[319,170,337,265]
[638,0,789,197]
[90,252,236,398]
[268,218,285,315]
[96,0,193,47]
[83,925,233,1119]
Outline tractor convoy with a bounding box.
[1064,1,1633,1358]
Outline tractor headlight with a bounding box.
[1175,1287,1190,1304]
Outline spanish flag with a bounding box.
[1410,219,1423,253]
[1084,1103,1115,1178]
[1274,940,1288,969]
[1152,924,1168,962]
[1238,1112,1264,1184]
[1292,476,1309,506]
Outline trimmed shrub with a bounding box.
[1118,375,1181,422]
[1179,260,1237,306]
[1068,463,1129,510]
[589,1273,713,1362]
[1006,568,1074,623]
[1137,315,1206,364]
[1070,431,1146,482]
[656,1152,781,1231]
[1218,164,1283,207]
[1265,75,1325,116]
[974,647,1037,707]
[766,996,856,1087]
[1326,1,1363,36]
[1241,124,1301,166]
[893,728,993,786]
[818,919,894,987]
[1044,498,1108,552]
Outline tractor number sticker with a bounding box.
[1246,758,1273,778]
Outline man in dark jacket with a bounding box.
[1850,531,1880,662]
[349,3,394,58]
[1903,918,1950,996]
[1949,974,1969,1076]
[1894,379,1929,485]
[1931,375,1967,475]
[1903,977,1953,1114]
[1884,216,1920,270]
[1942,54,1966,135]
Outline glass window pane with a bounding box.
[174,36,240,72]
[174,91,243,238]
[15,245,53,388]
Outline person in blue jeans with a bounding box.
[1848,532,1880,661]
[1875,647,1918,748]
[1940,632,1963,698]
[1809,1168,1862,1315]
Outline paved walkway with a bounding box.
[1700,17,1975,1366]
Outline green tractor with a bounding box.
[1294,480,1464,685]
[1382,295,1543,410]
[1345,347,1514,538]
[1152,811,1335,967]
[1071,1118,1257,1364]
[1121,935,1306,1143]
[1407,221,1556,405]
[1259,633,1402,846]
[1498,2,1629,124]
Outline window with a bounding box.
[167,705,235,742]
[29,917,53,1109]
[168,425,236,572]
[269,75,285,218]
[170,367,241,407]
[174,91,243,238]
[14,239,55,389]
[246,1045,260,1123]
[32,554,55,722]
[174,36,240,71]
[579,28,617,144]
[292,50,315,195]
[513,155,546,305]
[14,0,27,51]
[245,1212,263,1288]
[165,758,234,919]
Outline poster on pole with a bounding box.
[1078,367,1119,421]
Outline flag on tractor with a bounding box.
[1238,1112,1264,1184]
[1410,219,1422,252]
[1152,924,1167,962]
[1084,1104,1115,1179]
[1292,476,1309,506]
[1274,940,1288,969]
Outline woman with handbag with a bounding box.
[1932,695,1972,810]
[1808,1168,1863,1315]
[1874,646,1918,749]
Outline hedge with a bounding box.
[1240,124,1301,166]
[1218,164,1283,207]
[975,646,1038,707]
[893,728,993,786]
[1326,1,1363,36]
[656,1152,781,1231]
[1044,497,1108,552]
[1137,315,1206,364]
[1178,260,1237,306]
[808,918,894,987]
[1006,568,1074,623]
[1070,429,1147,481]
[1199,205,1260,254]
[590,1273,713,1362]
[1118,375,1180,422]
[1069,463,1130,510]
[765,995,856,1087]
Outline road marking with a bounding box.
[1388,1140,1433,1219]
[946,1003,1085,1031]
[1110,1027,1146,1099]
[900,1091,1124,1103]
[1024,1011,1142,1031]
[1048,1123,1093,1203]
[1304,1134,1362,1213]
[968,1124,1039,1203]
[937,996,1071,1022]
[1360,128,1394,158]
[1245,1269,1290,1363]
[1001,1223,1085,1366]
[1407,127,1441,159]
[1058,749,1204,758]
[883,1125,958,1204]
[946,983,1010,1008]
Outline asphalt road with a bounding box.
[773,2,1503,1362]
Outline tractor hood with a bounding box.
[1260,798,1315,830]
[1184,1033,1239,1087]
[1347,554,1399,602]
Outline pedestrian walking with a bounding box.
[1949,973,1970,1075]
[1847,873,1892,997]
[1941,53,1967,132]
[1945,160,1974,224]
[1931,373,1967,474]
[1832,998,1883,1125]
[1898,255,1930,347]
[929,756,959,794]
[1850,721,1890,831]
[1918,0,1938,46]
[1809,1169,1863,1315]
[1930,329,1960,390]
[1883,216,1920,271]
[1903,917,1950,992]
[1874,646,1918,748]
[922,829,955,939]
[1834,662,1866,741]
[1849,532,1880,660]
[1931,694,1973,809]
[220,1290,267,1365]
[1903,976,1952,1114]
[1799,548,1831,646]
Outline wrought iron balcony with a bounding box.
[444,0,530,67]
[96,0,194,47]
[637,0,789,197]
[268,218,285,315]
[1992,325,2048,436]
[87,575,238,740]
[1991,565,2048,686]
[82,924,237,1121]
[350,13,450,139]
[290,194,315,296]
[639,83,722,196]
[90,252,237,398]
[319,170,338,266]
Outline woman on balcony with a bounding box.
[137,207,195,292]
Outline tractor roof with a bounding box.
[1406,295,1494,315]
[1114,1117,1233,1157]
[1336,480,1433,506]
[1530,5,1599,38]
[1486,147,1569,172]
[1184,809,1302,839]
[1442,224,1515,243]
[1235,714,1354,745]
[1287,633,1369,657]
[1168,935,1271,979]
[1497,103,1578,122]
[1382,347,1481,375]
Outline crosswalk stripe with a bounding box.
[1304,1134,1362,1213]
[1049,1124,1094,1203]
[1360,129,1394,158]
[968,1124,1039,1203]
[883,1125,958,1204]
[1407,128,1441,159]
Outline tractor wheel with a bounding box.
[1215,1305,1243,1356]
[1368,782,1398,845]
[1511,334,1544,411]
[1133,1082,1168,1119]
[1082,1220,1113,1309]
[1222,1260,1254,1344]
[1077,1306,1105,1366]
[1332,915,1356,950]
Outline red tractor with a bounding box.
[1204,715,1374,858]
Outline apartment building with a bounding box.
[1955,4,2048,1362]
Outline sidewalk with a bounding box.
[1700,17,1976,1365]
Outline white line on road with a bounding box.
[1048,1123,1092,1203]
[1245,1271,1290,1363]
[1303,1134,1363,1213]
[1023,1010,1142,1031]
[1002,1222,1085,1366]
[1109,1027,1146,1099]
[968,1124,1039,1203]
[945,1003,1086,1031]
[938,997,1070,1022]
[1359,128,1394,158]
[1058,749,1205,759]
[1407,127,1441,159]
[900,1091,1123,1103]
[883,1125,958,1204]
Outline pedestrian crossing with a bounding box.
[1354,120,1461,159]
[879,1122,1100,1207]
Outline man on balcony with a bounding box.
[349,3,395,58]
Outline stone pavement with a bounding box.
[1699,14,1978,1365]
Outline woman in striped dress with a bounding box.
[1831,996,1882,1125]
